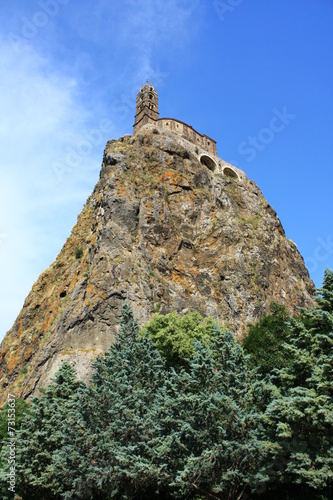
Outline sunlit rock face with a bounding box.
[0,126,314,402]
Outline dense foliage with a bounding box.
[243,302,291,376]
[0,270,332,499]
[264,271,333,495]
[141,310,216,368]
[0,398,29,446]
[0,398,30,470]
[246,269,333,498]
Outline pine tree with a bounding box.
[0,398,30,499]
[81,309,270,499]
[263,270,333,494]
[0,306,278,499]
[243,303,292,377]
[316,268,333,313]
[83,303,170,498]
[11,363,89,499]
[145,326,272,499]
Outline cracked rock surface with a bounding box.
[0,127,314,402]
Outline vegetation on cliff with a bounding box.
[0,270,332,499]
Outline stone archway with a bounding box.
[223,167,239,179]
[200,154,217,172]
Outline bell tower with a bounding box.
[133,82,159,133]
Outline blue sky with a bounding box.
[0,0,332,342]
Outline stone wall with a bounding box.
[157,118,217,156]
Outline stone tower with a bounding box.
[133,82,159,133]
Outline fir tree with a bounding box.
[83,303,169,498]
[263,270,333,494]
[0,398,30,499]
[10,363,89,499]
[243,303,292,377]
[1,306,305,499]
[81,309,270,499]
[316,268,333,313]
[144,326,272,499]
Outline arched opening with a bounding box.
[223,167,238,179]
[200,154,217,172]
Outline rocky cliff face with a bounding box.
[0,126,314,403]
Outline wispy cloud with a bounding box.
[118,0,200,46]
[60,0,201,89]
[0,0,201,341]
[0,38,105,340]
[65,0,200,49]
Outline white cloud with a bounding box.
[0,0,201,342]
[0,38,112,341]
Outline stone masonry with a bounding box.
[133,82,217,156]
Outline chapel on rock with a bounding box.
[133,82,218,157]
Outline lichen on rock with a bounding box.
[0,126,314,403]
